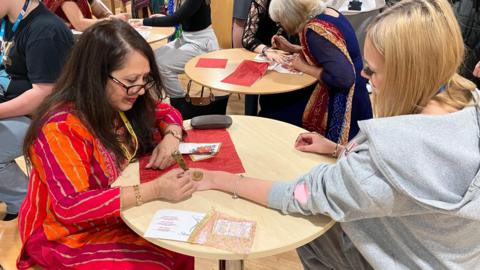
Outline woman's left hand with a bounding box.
[129,19,144,27]
[145,135,180,169]
[294,132,336,154]
[287,53,309,72]
[112,13,130,21]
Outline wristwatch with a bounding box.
[164,129,183,141]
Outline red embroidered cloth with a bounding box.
[195,58,228,69]
[221,60,268,87]
[139,129,245,183]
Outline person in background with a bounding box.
[242,0,291,62]
[453,0,479,87]
[17,20,194,269]
[241,0,313,121]
[189,0,480,269]
[474,60,480,77]
[138,0,219,118]
[0,0,74,221]
[44,0,129,31]
[269,0,372,145]
[232,0,252,48]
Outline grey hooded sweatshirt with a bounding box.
[268,104,480,269]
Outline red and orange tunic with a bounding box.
[17,103,193,269]
[44,0,93,28]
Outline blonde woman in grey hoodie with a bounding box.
[186,0,480,269]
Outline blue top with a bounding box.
[307,11,372,141]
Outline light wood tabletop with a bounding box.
[142,26,176,44]
[71,26,175,45]
[113,115,335,261]
[184,48,318,95]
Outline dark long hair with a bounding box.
[23,19,163,164]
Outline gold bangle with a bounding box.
[232,174,243,199]
[332,143,339,158]
[133,184,143,206]
[164,129,183,141]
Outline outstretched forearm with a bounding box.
[0,83,53,119]
[211,172,273,206]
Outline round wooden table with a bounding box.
[71,26,175,45]
[184,48,318,95]
[114,116,335,269]
[142,26,175,44]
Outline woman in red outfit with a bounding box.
[17,20,194,269]
[44,0,129,31]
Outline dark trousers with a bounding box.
[297,224,373,270]
[170,95,230,120]
[258,84,315,128]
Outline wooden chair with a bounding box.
[210,0,233,49]
[108,0,127,14]
[131,0,151,18]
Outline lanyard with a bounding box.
[0,0,30,61]
[118,111,139,162]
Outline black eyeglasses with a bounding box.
[108,75,156,96]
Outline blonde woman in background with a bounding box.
[188,0,480,269]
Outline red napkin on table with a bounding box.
[221,60,269,87]
[195,58,228,69]
[139,129,245,183]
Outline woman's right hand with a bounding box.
[154,169,195,202]
[294,132,337,155]
[271,35,297,53]
[112,13,130,21]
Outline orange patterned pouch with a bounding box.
[188,209,256,254]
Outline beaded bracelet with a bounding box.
[133,184,143,206]
[232,174,244,199]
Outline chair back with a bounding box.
[210,0,233,48]
[131,0,151,18]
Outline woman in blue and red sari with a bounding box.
[269,0,372,148]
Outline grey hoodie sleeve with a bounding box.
[267,133,427,222]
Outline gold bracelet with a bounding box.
[332,143,340,158]
[232,174,243,199]
[133,184,143,206]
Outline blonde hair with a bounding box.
[366,0,476,118]
[269,0,330,34]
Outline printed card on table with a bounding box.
[188,209,257,254]
[144,209,206,241]
[136,30,151,40]
[254,54,303,75]
[144,209,256,254]
[178,143,221,161]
